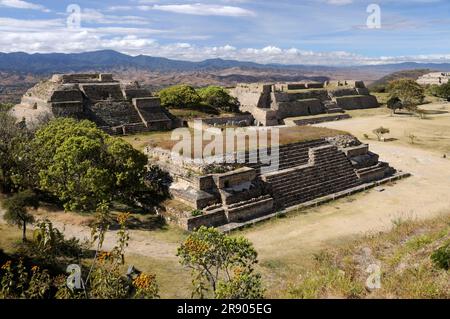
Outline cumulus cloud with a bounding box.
[0,0,49,12]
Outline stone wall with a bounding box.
[276,98,325,118]
[199,114,254,127]
[334,95,379,110]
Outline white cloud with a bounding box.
[0,0,49,12]
[326,0,353,5]
[81,8,151,26]
[146,3,256,17]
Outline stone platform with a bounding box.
[10,73,175,134]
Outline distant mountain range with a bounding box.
[1,50,450,74]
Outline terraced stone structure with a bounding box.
[145,127,400,231]
[417,72,450,86]
[10,73,174,134]
[229,80,379,126]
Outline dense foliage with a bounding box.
[177,226,265,299]
[159,85,202,108]
[0,111,32,193]
[428,81,450,101]
[0,117,150,212]
[197,86,239,112]
[158,84,240,113]
[387,79,425,108]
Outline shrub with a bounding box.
[177,226,264,299]
[191,209,203,217]
[372,127,390,141]
[158,85,201,108]
[431,242,450,270]
[197,86,239,112]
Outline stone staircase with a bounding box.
[323,100,345,114]
[261,145,362,209]
[246,140,330,175]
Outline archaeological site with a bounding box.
[10,73,176,134]
[145,126,407,231]
[7,73,411,232]
[417,72,450,86]
[230,80,379,126]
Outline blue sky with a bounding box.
[0,0,449,65]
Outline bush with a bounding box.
[197,86,239,112]
[373,127,390,141]
[158,85,201,108]
[387,97,403,114]
[191,209,203,217]
[431,242,450,270]
[432,82,450,101]
[177,226,265,299]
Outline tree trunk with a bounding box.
[22,221,27,242]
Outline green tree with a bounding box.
[177,226,264,299]
[158,85,202,108]
[2,190,39,242]
[33,118,148,212]
[0,112,33,193]
[198,86,239,112]
[386,97,403,115]
[436,82,450,101]
[387,79,425,109]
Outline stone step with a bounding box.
[272,174,360,196]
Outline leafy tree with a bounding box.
[198,86,239,112]
[387,79,425,108]
[177,226,265,299]
[373,127,390,141]
[0,112,33,193]
[158,85,202,108]
[386,97,403,115]
[2,190,39,242]
[33,118,148,212]
[435,81,450,101]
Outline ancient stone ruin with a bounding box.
[146,127,407,231]
[417,72,450,86]
[10,73,175,134]
[229,80,379,126]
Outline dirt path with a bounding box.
[0,207,179,259]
